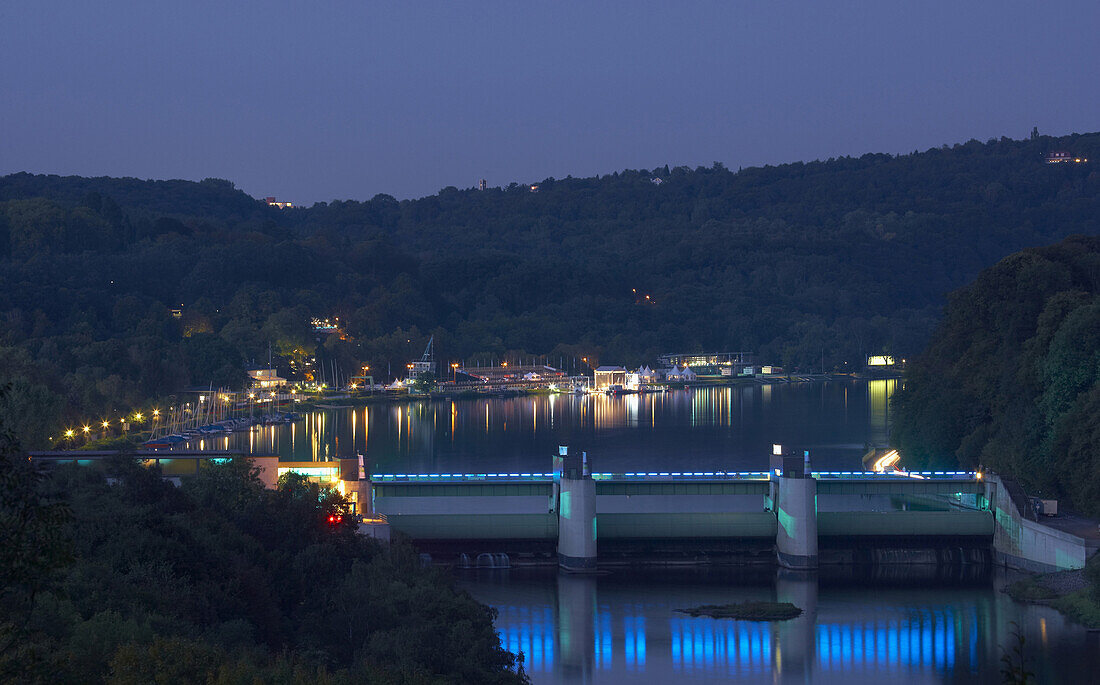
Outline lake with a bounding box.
[226,379,897,474]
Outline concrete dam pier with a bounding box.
[362,446,1092,572]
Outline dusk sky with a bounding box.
[2,1,1098,205]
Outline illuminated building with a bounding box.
[247,367,286,388]
[406,336,436,383]
[593,366,627,390]
[311,317,339,333]
[1045,151,1088,164]
[657,352,750,368]
[265,196,294,208]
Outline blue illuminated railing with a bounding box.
[373,472,556,481]
[371,470,978,482]
[371,471,774,482]
[811,471,978,480]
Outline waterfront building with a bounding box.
[657,351,750,368]
[593,365,627,390]
[406,337,436,382]
[247,367,286,388]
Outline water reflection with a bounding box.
[462,567,1096,684]
[867,378,896,447]
[215,381,899,474]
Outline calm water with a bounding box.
[222,379,897,473]
[458,567,1098,684]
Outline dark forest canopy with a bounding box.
[892,235,1100,516]
[2,131,1099,445]
[0,439,525,683]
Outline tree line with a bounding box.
[892,235,1100,517]
[1,131,1099,446]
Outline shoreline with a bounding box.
[1005,567,1100,629]
[296,372,880,411]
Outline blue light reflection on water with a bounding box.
[812,614,958,673]
[469,573,1098,685]
[664,619,771,675]
[499,605,554,672]
[492,603,977,676]
[624,614,645,669]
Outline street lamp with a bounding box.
[451,362,459,382]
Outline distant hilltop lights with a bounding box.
[1045,151,1088,164]
[265,196,294,208]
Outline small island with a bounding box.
[678,601,803,621]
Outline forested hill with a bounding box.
[892,234,1100,517]
[1,131,1099,445]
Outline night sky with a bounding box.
[2,1,1098,205]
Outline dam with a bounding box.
[362,446,1095,573]
[359,446,1090,572]
[31,445,1093,573]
